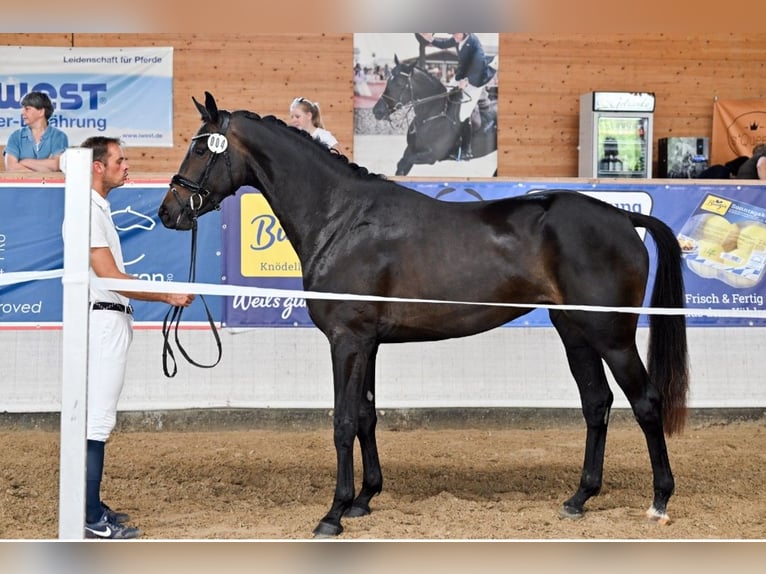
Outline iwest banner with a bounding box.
[0,181,221,325]
[711,98,766,164]
[221,181,766,328]
[0,46,173,147]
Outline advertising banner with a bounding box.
[0,46,173,147]
[0,181,221,325]
[221,181,766,328]
[711,98,766,163]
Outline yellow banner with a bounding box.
[240,193,302,277]
[711,98,766,164]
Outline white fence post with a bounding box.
[58,147,92,539]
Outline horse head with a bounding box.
[372,55,418,120]
[158,92,244,230]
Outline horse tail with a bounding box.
[628,211,690,436]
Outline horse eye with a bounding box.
[193,145,206,156]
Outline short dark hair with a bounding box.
[20,91,54,120]
[80,136,123,164]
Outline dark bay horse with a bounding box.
[159,92,689,537]
[372,55,497,175]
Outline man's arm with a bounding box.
[91,246,194,306]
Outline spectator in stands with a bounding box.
[3,91,68,172]
[288,97,339,151]
[735,143,766,179]
[79,136,195,539]
[416,33,496,160]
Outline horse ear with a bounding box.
[192,92,219,123]
[394,54,400,66]
[192,95,211,123]
[204,91,219,123]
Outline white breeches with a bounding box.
[87,310,133,442]
[459,83,486,123]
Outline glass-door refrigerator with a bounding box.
[578,91,655,178]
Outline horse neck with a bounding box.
[236,119,350,256]
[411,70,448,116]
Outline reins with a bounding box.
[161,111,233,377]
[161,215,222,378]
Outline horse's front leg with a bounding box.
[396,149,415,176]
[346,346,382,517]
[312,337,375,537]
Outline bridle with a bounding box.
[377,68,418,114]
[168,110,234,225]
[162,111,236,378]
[378,67,465,130]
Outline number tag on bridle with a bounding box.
[207,134,228,154]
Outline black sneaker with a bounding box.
[85,511,141,540]
[102,502,130,524]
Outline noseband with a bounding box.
[169,110,234,222]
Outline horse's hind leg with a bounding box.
[552,312,614,519]
[602,345,675,524]
[346,346,383,518]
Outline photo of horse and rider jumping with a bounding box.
[354,33,498,177]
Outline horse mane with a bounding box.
[399,61,449,95]
[238,111,386,181]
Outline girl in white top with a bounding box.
[289,97,339,151]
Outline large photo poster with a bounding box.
[353,33,498,177]
[0,46,174,147]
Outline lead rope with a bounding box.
[161,215,223,377]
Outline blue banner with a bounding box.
[221,181,766,328]
[0,47,173,147]
[0,182,221,324]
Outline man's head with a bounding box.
[81,136,130,195]
[20,91,54,121]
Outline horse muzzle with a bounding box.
[158,191,194,230]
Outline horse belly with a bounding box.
[377,301,529,343]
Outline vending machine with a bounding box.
[578,91,655,178]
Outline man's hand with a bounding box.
[167,293,195,307]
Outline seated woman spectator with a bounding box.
[288,97,339,151]
[3,91,69,172]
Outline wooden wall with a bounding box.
[2,33,765,177]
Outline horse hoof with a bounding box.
[559,505,584,520]
[646,506,671,525]
[344,504,370,518]
[312,520,343,538]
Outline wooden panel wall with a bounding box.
[2,33,765,177]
